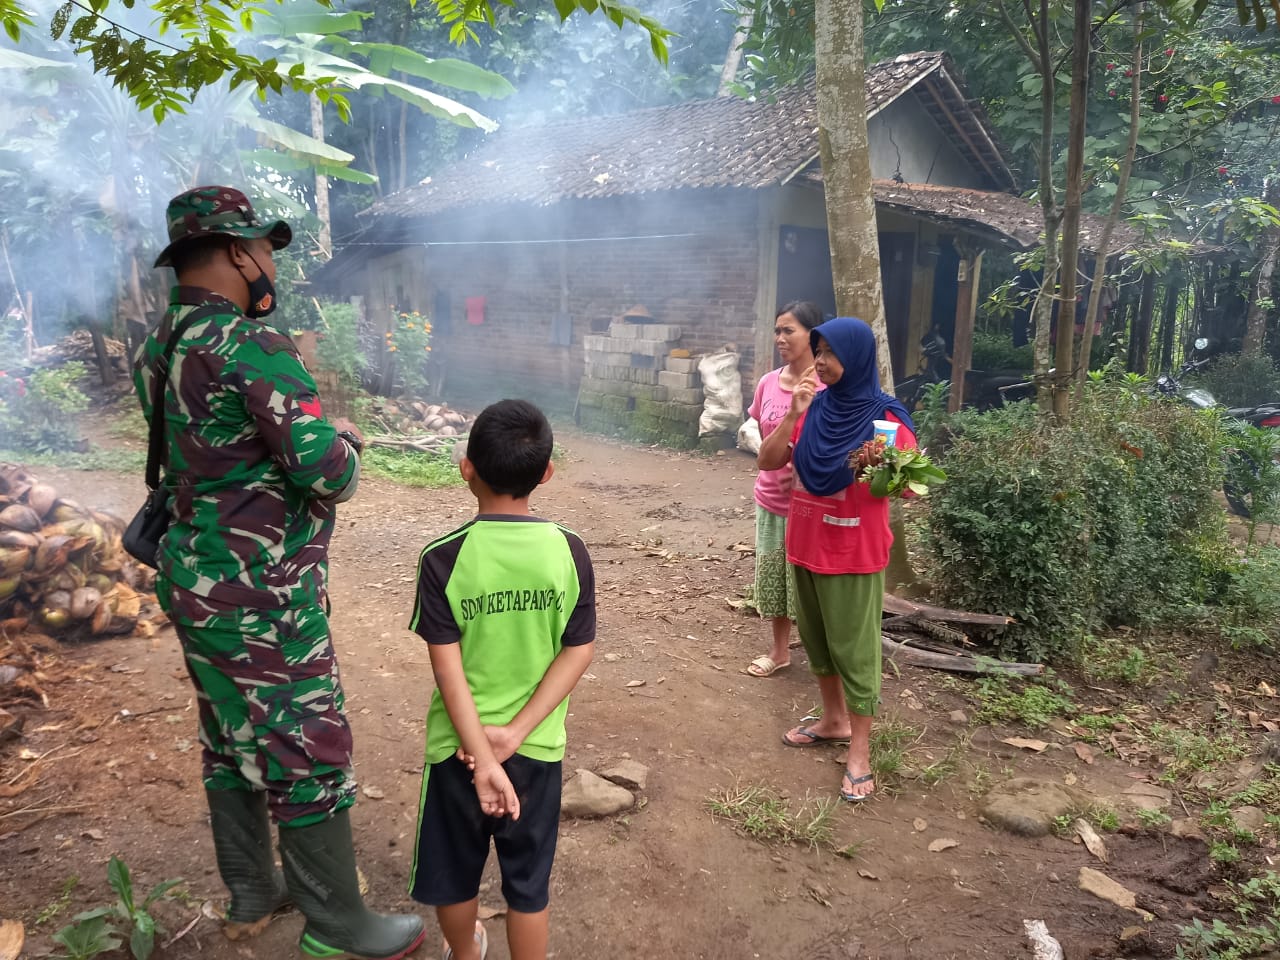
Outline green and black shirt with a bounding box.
[410,515,596,764]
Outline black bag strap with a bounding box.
[145,304,224,491]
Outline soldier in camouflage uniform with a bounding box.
[135,186,425,960]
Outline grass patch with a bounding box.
[1077,634,1173,686]
[972,676,1076,729]
[706,783,838,850]
[920,735,970,787]
[870,716,920,787]
[360,447,464,488]
[106,407,149,442]
[0,447,148,473]
[1052,802,1120,837]
[1143,722,1249,783]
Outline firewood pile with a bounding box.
[362,399,474,454]
[30,330,129,369]
[0,463,153,639]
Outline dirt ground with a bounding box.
[2,424,1277,960]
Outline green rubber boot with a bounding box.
[205,789,290,939]
[279,809,425,960]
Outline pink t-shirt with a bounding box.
[750,368,825,516]
[785,410,916,575]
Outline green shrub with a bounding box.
[1188,352,1280,407]
[314,300,366,389]
[922,380,1231,661]
[971,331,1033,372]
[0,361,90,452]
[1217,546,1280,649]
[386,309,433,400]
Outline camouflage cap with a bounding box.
[154,185,292,268]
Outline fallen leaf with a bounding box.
[1258,680,1277,698]
[82,829,106,842]
[476,905,505,920]
[912,818,928,832]
[1073,819,1108,863]
[928,838,959,853]
[857,869,879,880]
[361,785,385,800]
[1002,737,1049,752]
[1073,743,1095,765]
[625,680,646,688]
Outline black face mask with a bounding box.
[235,248,277,318]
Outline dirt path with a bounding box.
[0,428,1257,959]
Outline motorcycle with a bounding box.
[895,328,1035,411]
[1154,337,1280,518]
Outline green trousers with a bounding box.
[792,566,884,716]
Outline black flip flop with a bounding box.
[781,725,850,747]
[840,770,875,802]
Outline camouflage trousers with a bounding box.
[175,600,357,827]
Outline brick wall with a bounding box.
[372,188,761,410]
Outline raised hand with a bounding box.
[790,365,818,416]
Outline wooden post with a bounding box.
[948,248,977,413]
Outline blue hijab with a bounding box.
[792,316,915,497]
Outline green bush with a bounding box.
[971,331,1034,372]
[314,300,366,389]
[921,380,1230,661]
[1217,546,1280,649]
[386,309,433,400]
[0,361,90,452]
[1188,352,1280,407]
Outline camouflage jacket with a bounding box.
[132,286,359,627]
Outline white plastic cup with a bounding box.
[872,419,899,447]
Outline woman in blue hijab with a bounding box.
[757,317,916,802]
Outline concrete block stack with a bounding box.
[576,319,704,449]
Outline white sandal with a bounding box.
[746,654,790,677]
[442,920,487,960]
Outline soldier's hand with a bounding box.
[331,417,363,441]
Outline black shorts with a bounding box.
[410,754,561,913]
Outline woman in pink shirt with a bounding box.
[745,301,824,678]
[758,317,916,802]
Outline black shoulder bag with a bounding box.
[123,306,218,567]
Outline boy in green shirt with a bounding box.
[408,399,596,960]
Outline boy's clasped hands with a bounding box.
[457,726,523,820]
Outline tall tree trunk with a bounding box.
[310,93,333,260]
[1244,176,1280,355]
[815,0,893,390]
[1052,0,1092,417]
[996,0,1058,407]
[1158,268,1181,372]
[717,9,754,95]
[1076,1,1142,402]
[1128,270,1156,373]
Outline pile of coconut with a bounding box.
[359,400,474,455]
[0,464,149,638]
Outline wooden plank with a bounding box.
[882,636,1042,676]
[882,592,1013,626]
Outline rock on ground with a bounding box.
[600,759,649,792]
[981,778,1090,837]
[561,769,634,818]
